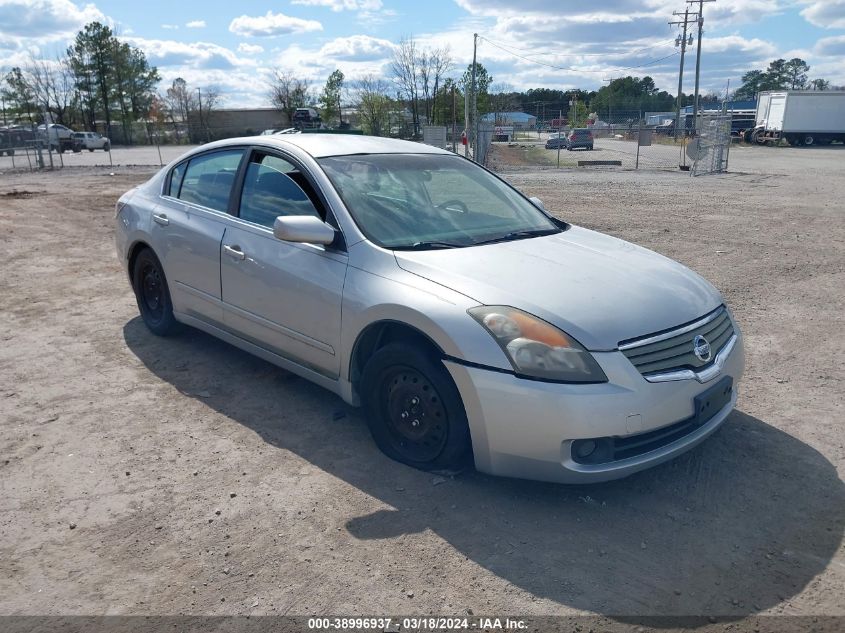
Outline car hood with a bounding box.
[393,226,722,351]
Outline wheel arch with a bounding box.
[126,240,154,285]
[348,319,446,392]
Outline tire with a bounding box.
[7,149,14,156]
[132,248,179,336]
[104,143,110,151]
[361,342,472,473]
[803,135,814,146]
[88,148,94,152]
[588,144,594,150]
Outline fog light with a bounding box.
[574,439,597,459]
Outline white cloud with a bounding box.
[124,36,256,71]
[0,0,105,48]
[800,0,845,29]
[291,0,382,11]
[161,24,178,30]
[185,20,206,29]
[237,42,265,55]
[814,34,845,57]
[318,34,394,60]
[228,10,323,37]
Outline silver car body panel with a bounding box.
[115,135,745,484]
[394,226,723,351]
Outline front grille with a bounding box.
[619,307,734,377]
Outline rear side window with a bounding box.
[168,162,187,197]
[177,150,244,212]
[238,153,320,228]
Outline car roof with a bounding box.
[199,134,452,158]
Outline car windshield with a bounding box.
[317,153,561,249]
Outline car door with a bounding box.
[149,148,246,327]
[220,149,348,378]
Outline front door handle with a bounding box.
[223,244,246,260]
[152,213,169,226]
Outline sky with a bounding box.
[1,0,844,108]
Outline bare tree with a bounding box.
[419,46,452,125]
[163,77,195,142]
[196,86,220,141]
[490,82,517,125]
[350,75,393,137]
[269,71,310,126]
[25,54,75,125]
[390,37,420,136]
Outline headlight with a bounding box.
[468,306,608,383]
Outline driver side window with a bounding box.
[239,153,321,228]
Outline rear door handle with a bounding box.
[152,213,169,226]
[223,244,245,260]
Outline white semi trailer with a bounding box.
[750,90,845,146]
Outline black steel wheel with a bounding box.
[132,248,179,336]
[362,342,471,472]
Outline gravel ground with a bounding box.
[0,145,843,627]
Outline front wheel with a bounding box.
[132,248,179,336]
[361,343,472,472]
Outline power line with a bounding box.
[477,36,680,74]
[480,36,677,59]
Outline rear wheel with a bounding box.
[803,135,815,146]
[361,342,472,472]
[132,248,179,336]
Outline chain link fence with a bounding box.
[691,114,732,176]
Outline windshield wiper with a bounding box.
[394,240,467,250]
[473,228,560,246]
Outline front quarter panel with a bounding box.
[340,244,513,396]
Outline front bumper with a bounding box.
[444,330,744,484]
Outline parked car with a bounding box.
[544,135,567,149]
[292,107,321,128]
[565,128,594,150]
[72,131,110,151]
[115,135,744,484]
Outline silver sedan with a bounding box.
[115,135,744,483]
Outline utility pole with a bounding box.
[451,83,457,153]
[687,0,716,135]
[471,32,478,162]
[670,9,696,141]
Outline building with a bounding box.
[190,107,290,140]
[481,111,538,127]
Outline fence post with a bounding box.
[636,119,642,170]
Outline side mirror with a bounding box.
[273,215,336,245]
[529,196,546,211]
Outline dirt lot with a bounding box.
[1,146,843,626]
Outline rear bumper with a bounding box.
[444,330,744,484]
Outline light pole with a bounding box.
[603,77,613,136]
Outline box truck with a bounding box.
[750,91,845,146]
